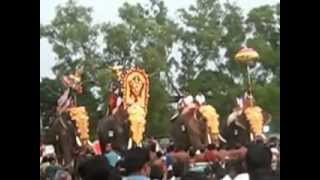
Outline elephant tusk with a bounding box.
[218,134,227,143]
[128,138,133,149]
[207,134,212,144]
[250,133,254,141]
[155,142,161,152]
[76,136,82,147]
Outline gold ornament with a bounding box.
[68,106,90,140]
[244,106,263,136]
[122,68,150,112]
[127,103,146,145]
[235,48,259,64]
[122,68,150,145]
[199,105,220,135]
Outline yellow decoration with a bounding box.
[244,106,263,136]
[122,68,150,112]
[127,103,147,145]
[199,105,220,135]
[68,106,90,140]
[235,48,259,64]
[118,68,150,145]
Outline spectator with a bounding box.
[53,169,72,180]
[78,155,121,180]
[123,147,151,180]
[181,171,208,180]
[165,144,175,168]
[45,156,62,180]
[245,144,279,180]
[204,144,219,162]
[172,161,187,180]
[226,160,248,180]
[104,143,122,168]
[149,165,164,180]
[188,147,197,165]
[40,156,51,180]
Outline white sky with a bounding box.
[40,0,280,79]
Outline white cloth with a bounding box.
[234,173,249,180]
[222,175,232,180]
[236,97,243,108]
[195,94,206,105]
[183,96,194,106]
[42,145,55,156]
[116,97,123,107]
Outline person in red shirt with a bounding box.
[204,144,220,162]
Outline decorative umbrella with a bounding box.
[235,47,259,92]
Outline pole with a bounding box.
[246,65,252,93]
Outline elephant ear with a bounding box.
[227,111,239,127]
[262,111,272,125]
[235,114,248,130]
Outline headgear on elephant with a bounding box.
[182,95,194,107]
[195,93,206,106]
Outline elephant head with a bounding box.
[197,105,226,146]
[97,107,130,154]
[170,106,208,150]
[226,105,272,144]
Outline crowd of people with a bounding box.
[40,137,280,180]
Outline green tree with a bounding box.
[40,78,63,127]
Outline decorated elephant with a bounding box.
[170,95,225,150]
[43,112,79,166]
[43,68,91,172]
[224,93,272,146]
[97,67,150,152]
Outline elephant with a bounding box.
[43,112,79,167]
[170,105,221,151]
[224,107,272,146]
[97,107,131,154]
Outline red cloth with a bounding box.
[108,94,117,113]
[204,150,219,162]
[92,141,102,155]
[228,147,247,160]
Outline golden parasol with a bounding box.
[235,47,259,92]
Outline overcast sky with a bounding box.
[40,0,280,79]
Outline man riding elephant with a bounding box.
[97,67,150,153]
[98,67,130,154]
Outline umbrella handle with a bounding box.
[246,65,252,93]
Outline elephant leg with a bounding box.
[60,132,74,166]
